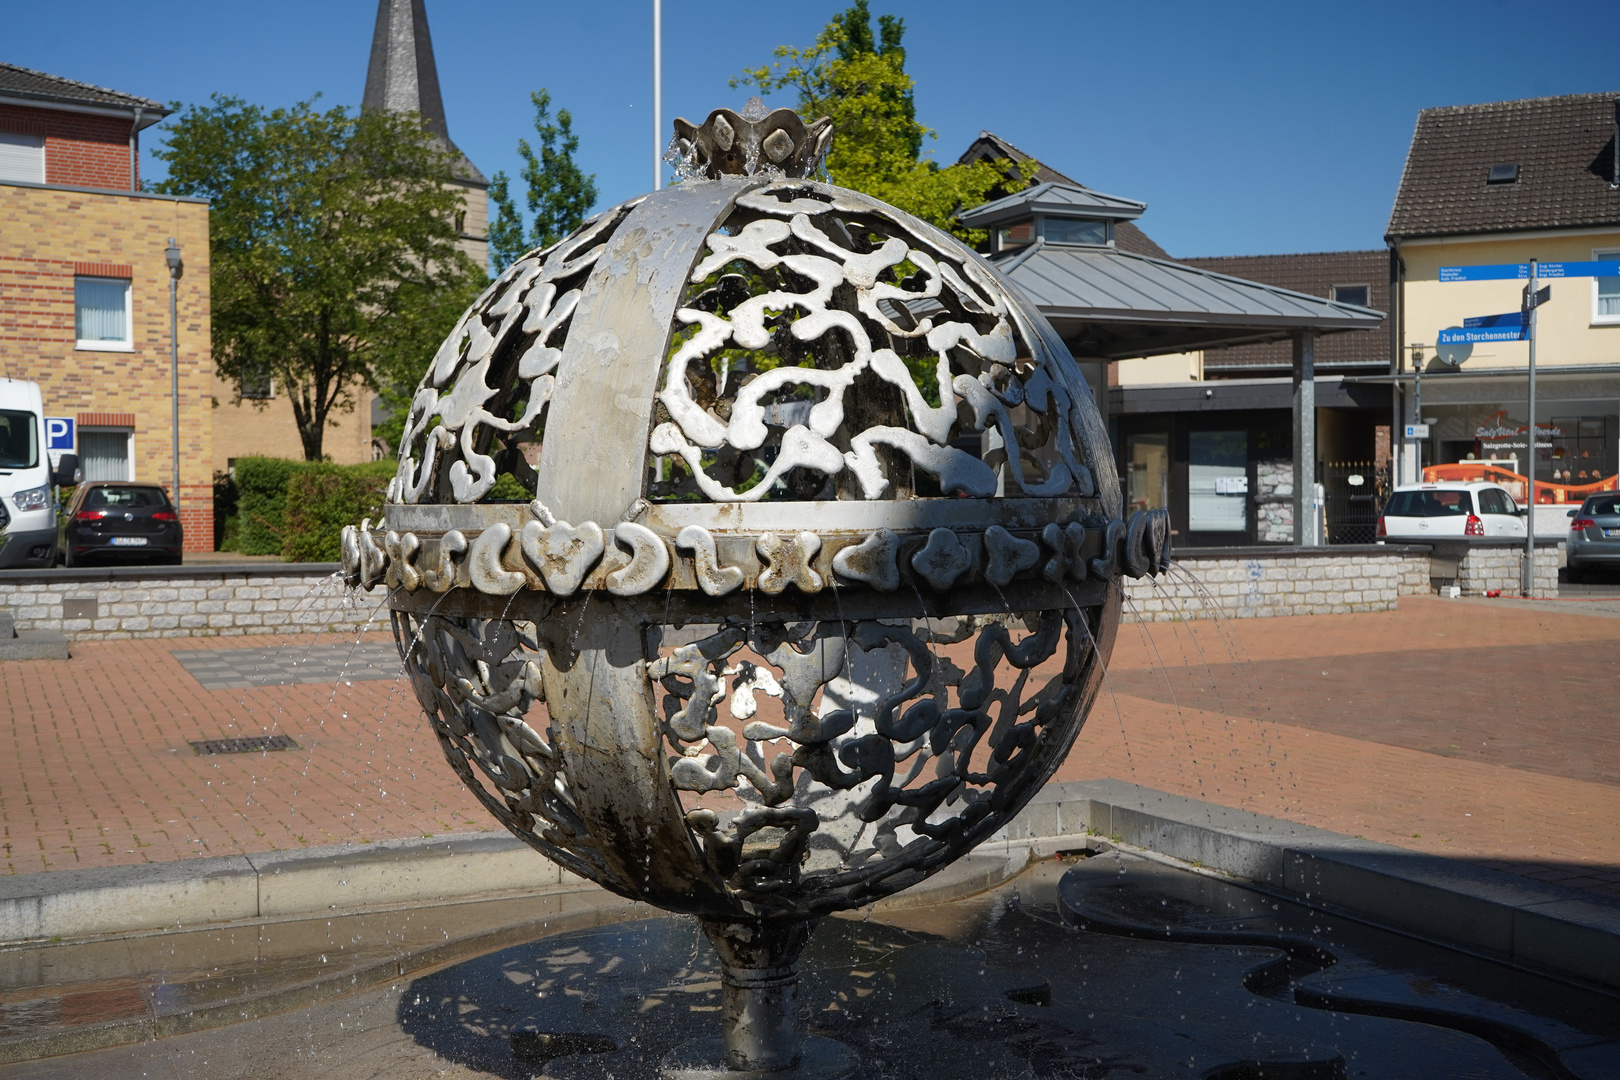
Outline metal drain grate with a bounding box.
[189,734,301,755]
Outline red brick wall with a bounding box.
[0,103,134,191]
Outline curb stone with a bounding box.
[2,779,1614,991]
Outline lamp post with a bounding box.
[165,239,182,523]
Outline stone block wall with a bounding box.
[1455,545,1560,597]
[0,543,1570,641]
[1124,542,1562,621]
[0,566,382,641]
[1253,460,1294,544]
[1123,549,1421,621]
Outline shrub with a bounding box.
[232,456,307,556]
[280,460,396,563]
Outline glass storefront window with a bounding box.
[1423,400,1618,504]
[1189,430,1247,531]
[1126,433,1169,514]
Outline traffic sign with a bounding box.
[1522,284,1551,310]
[45,417,74,451]
[1438,325,1525,344]
[1463,311,1522,330]
[1532,260,1620,279]
[1439,263,1526,282]
[1439,260,1620,282]
[1405,423,1431,439]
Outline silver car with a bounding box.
[1566,494,1620,582]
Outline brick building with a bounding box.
[0,62,214,558]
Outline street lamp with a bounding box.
[165,239,183,529]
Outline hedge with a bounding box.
[224,456,396,561]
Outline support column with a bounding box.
[1292,330,1317,546]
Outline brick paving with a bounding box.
[0,595,1616,901]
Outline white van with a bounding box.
[0,379,79,568]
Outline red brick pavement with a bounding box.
[0,596,1616,900]
[0,633,491,876]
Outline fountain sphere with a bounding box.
[345,105,1168,1073]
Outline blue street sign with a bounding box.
[1532,260,1620,279]
[1439,263,1527,282]
[1439,325,1526,344]
[45,417,74,451]
[1462,311,1523,329]
[1439,260,1620,282]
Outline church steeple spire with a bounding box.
[363,0,485,186]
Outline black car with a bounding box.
[58,482,183,566]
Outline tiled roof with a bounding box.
[1387,92,1620,240]
[956,131,1170,259]
[0,61,166,118]
[1179,250,1389,371]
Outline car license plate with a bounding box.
[1605,528,1620,538]
[110,536,148,547]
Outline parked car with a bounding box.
[1377,482,1526,540]
[58,482,182,566]
[1565,494,1620,582]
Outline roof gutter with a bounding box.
[0,93,169,129]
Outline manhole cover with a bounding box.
[189,734,301,755]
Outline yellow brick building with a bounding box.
[0,64,215,559]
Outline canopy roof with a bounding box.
[960,181,1147,229]
[988,240,1384,360]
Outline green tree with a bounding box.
[487,90,599,271]
[153,95,484,461]
[735,1,1032,244]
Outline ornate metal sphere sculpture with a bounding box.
[344,103,1169,1072]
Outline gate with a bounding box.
[1322,460,1385,544]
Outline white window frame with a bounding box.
[74,275,134,352]
[78,427,135,482]
[1592,247,1620,327]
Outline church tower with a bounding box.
[363,0,489,271]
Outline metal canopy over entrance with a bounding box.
[961,182,1385,545]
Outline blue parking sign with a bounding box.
[45,417,74,451]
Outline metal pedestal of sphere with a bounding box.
[344,103,1169,1072]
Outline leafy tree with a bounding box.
[487,90,599,271]
[153,95,484,461]
[735,0,1032,243]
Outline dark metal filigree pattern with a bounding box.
[649,179,1097,504]
[392,608,607,884]
[651,609,1095,914]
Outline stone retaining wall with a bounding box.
[1122,541,1562,621]
[0,565,380,641]
[1455,544,1560,597]
[1122,547,1425,621]
[0,542,1568,641]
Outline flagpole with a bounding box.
[653,0,662,191]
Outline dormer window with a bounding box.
[997,221,1035,249]
[1044,217,1109,246]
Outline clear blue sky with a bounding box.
[9,0,1618,259]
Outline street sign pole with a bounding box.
[1523,260,1537,597]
